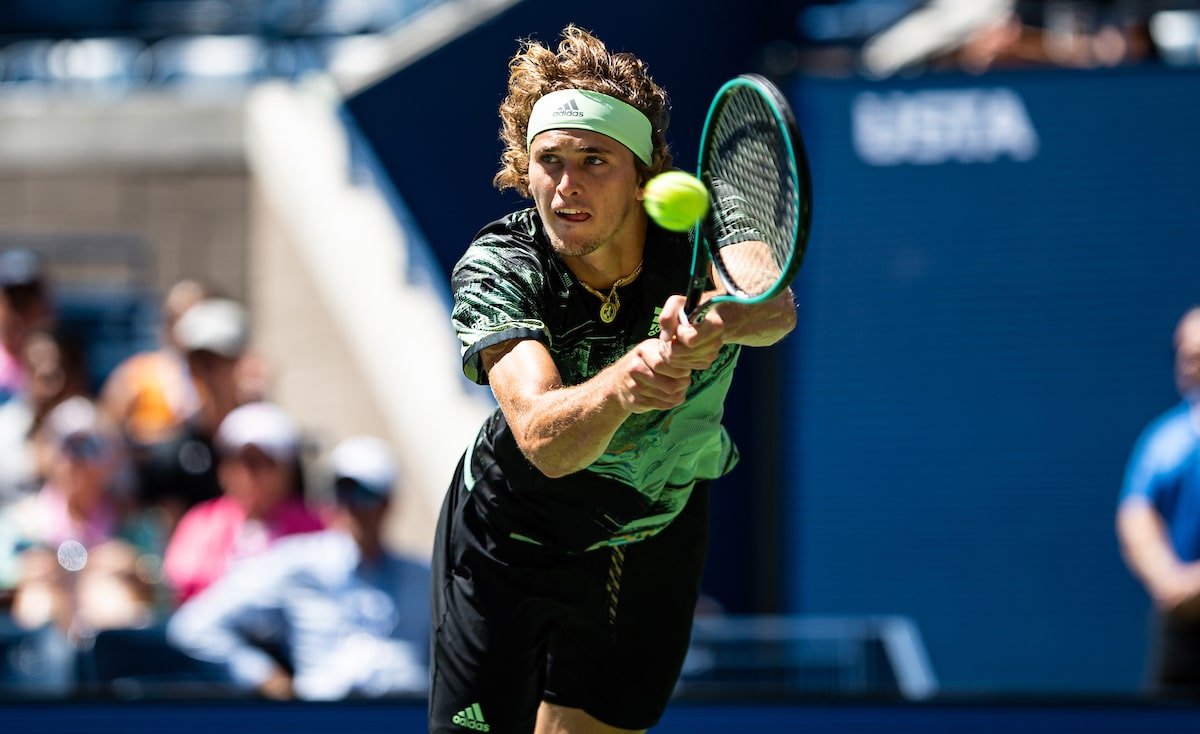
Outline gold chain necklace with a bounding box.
[577,261,644,323]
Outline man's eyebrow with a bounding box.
[533,143,615,155]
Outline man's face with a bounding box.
[528,129,646,259]
[1176,311,1200,399]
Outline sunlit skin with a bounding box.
[528,129,647,288]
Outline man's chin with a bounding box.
[548,232,602,258]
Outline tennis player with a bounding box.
[429,26,796,734]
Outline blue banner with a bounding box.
[783,66,1200,693]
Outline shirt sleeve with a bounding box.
[166,547,295,689]
[451,237,551,384]
[1119,414,1181,508]
[1121,436,1158,504]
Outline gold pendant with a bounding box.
[599,301,618,323]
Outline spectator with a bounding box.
[100,278,208,446]
[0,329,89,506]
[1117,306,1200,696]
[135,297,259,529]
[167,435,430,700]
[0,249,54,405]
[162,401,323,604]
[0,396,158,636]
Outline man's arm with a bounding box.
[1117,497,1200,617]
[658,236,798,352]
[166,552,293,698]
[482,336,692,479]
[655,286,796,368]
[705,238,799,347]
[713,289,796,347]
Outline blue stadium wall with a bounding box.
[345,1,1200,694]
[784,66,1200,693]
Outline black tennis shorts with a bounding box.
[428,456,710,733]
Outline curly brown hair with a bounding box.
[494,25,673,197]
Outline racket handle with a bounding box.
[682,274,707,324]
[688,299,715,323]
[680,297,717,326]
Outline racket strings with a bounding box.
[705,86,800,297]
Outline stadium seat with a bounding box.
[76,624,233,697]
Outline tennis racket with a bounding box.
[683,74,812,322]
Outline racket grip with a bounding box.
[682,274,707,324]
[688,300,715,323]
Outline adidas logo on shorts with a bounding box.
[452,702,490,732]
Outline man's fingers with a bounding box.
[658,295,688,342]
[620,371,691,412]
[636,340,690,378]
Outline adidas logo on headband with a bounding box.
[552,99,584,118]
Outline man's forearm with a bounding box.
[1118,499,1192,605]
[715,290,797,347]
[510,370,631,478]
[489,339,690,478]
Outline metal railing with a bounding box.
[679,614,938,700]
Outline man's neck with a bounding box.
[564,224,648,290]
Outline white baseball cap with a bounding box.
[214,402,300,462]
[174,298,249,358]
[43,396,117,461]
[329,435,398,499]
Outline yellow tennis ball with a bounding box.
[643,171,709,232]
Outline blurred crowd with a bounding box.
[791,0,1200,79]
[0,249,430,700]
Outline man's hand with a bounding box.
[258,667,295,700]
[615,338,692,413]
[657,295,725,372]
[1155,563,1200,620]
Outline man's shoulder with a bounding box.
[1144,402,1195,434]
[468,208,542,251]
[453,209,554,290]
[1136,402,1199,467]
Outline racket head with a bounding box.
[687,74,812,318]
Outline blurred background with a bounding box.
[1,0,1199,730]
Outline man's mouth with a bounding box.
[555,208,591,223]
